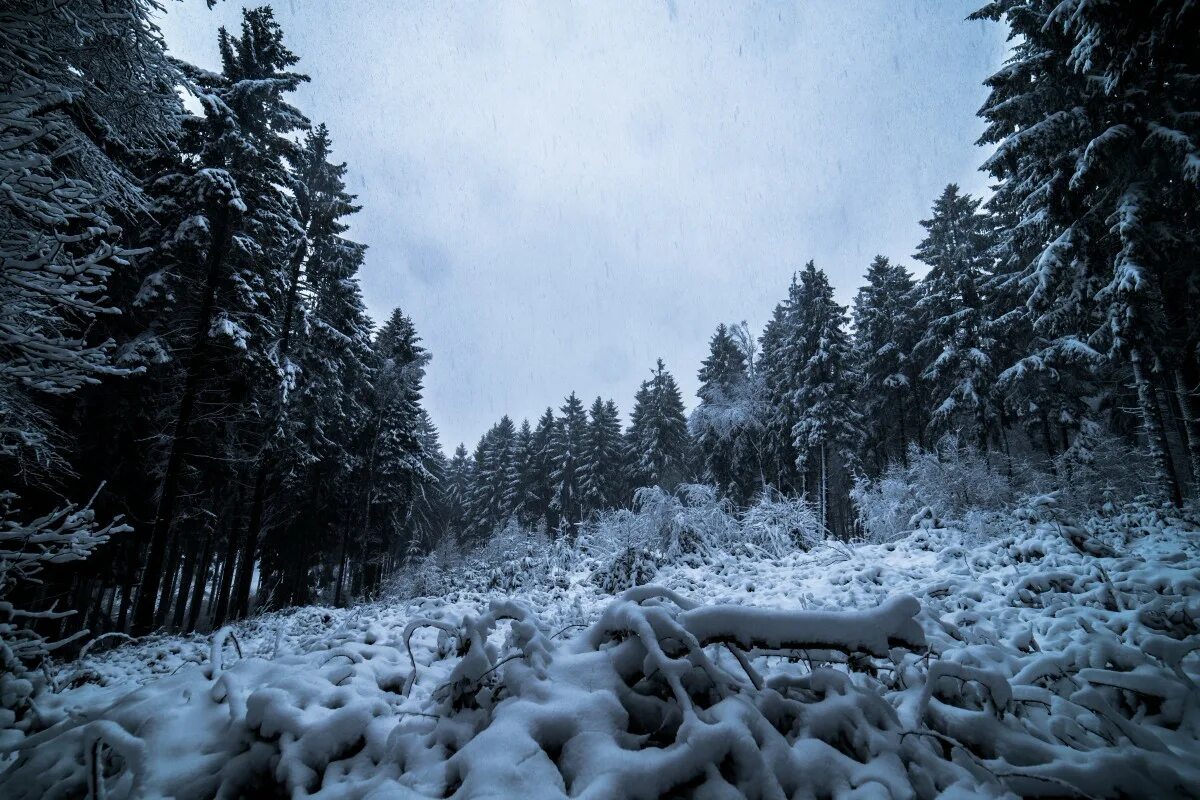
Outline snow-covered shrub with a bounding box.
[577,507,656,594]
[1052,420,1155,515]
[853,437,1040,540]
[475,521,554,593]
[855,431,1160,542]
[851,470,922,541]
[738,487,823,556]
[1,492,128,745]
[591,545,658,594]
[631,483,738,559]
[387,540,458,600]
[582,484,825,590]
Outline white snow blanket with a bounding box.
[3,518,1199,798]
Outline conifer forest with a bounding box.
[2,2,1200,797]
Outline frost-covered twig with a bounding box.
[207,627,242,676]
[78,632,134,660]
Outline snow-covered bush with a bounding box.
[591,545,658,593]
[6,501,1200,798]
[1052,421,1156,515]
[1,492,128,745]
[853,438,1042,540]
[854,433,1159,542]
[387,538,459,600]
[631,483,738,559]
[738,487,823,556]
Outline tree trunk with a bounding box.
[204,551,222,626]
[334,521,351,607]
[86,577,104,634]
[153,535,181,630]
[819,443,828,536]
[1172,369,1200,495]
[102,584,117,630]
[212,515,243,629]
[171,539,198,631]
[279,237,308,357]
[132,207,232,635]
[117,573,133,632]
[186,532,212,633]
[1132,354,1183,506]
[231,467,268,620]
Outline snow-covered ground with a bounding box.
[4,504,1200,798]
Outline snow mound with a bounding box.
[4,520,1200,798]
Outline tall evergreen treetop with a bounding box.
[852,256,919,470]
[627,359,691,491]
[911,184,996,445]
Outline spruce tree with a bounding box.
[466,416,518,541]
[627,360,691,492]
[549,393,588,537]
[786,262,862,532]
[851,257,919,471]
[974,0,1198,503]
[443,444,473,545]
[133,7,311,633]
[343,309,432,602]
[911,185,997,451]
[522,409,558,530]
[1,0,183,652]
[402,411,447,561]
[692,324,760,503]
[579,398,624,515]
[758,282,805,493]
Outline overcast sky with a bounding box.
[157,1,1009,452]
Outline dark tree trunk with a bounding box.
[1132,354,1183,507]
[334,519,352,608]
[153,535,181,630]
[171,538,199,631]
[186,531,213,633]
[203,551,222,627]
[117,572,133,632]
[231,467,269,620]
[1172,369,1200,494]
[102,584,117,630]
[212,514,243,629]
[88,578,106,633]
[133,207,233,635]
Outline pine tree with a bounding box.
[627,360,691,492]
[851,257,919,472]
[1,0,183,675]
[786,263,862,532]
[974,0,1199,504]
[342,309,432,602]
[519,409,557,530]
[579,398,624,515]
[402,411,447,562]
[692,324,761,503]
[443,444,473,545]
[549,393,588,537]
[911,185,996,451]
[132,7,311,633]
[758,282,805,493]
[466,416,518,542]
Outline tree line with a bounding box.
[415,0,1200,547]
[2,1,438,670]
